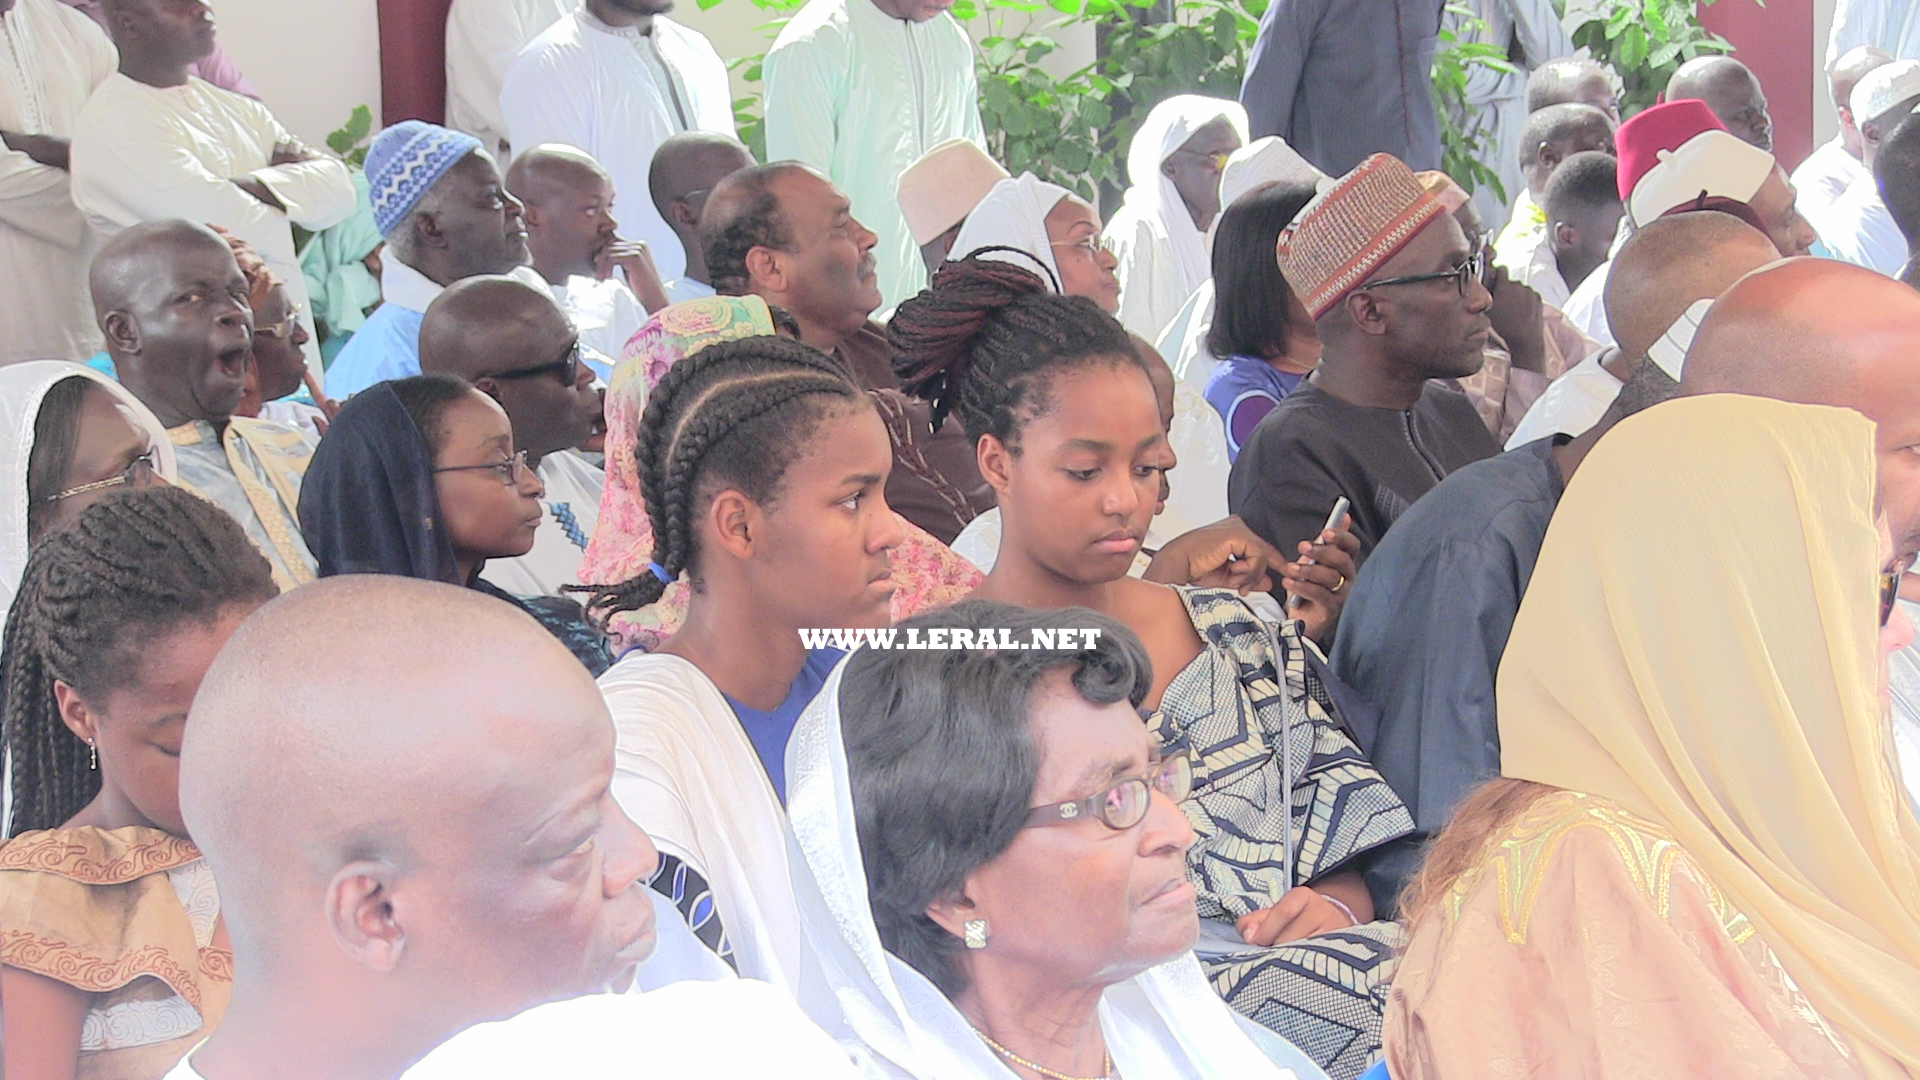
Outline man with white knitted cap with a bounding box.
[1825,58,1920,276]
[324,121,550,399]
[1558,98,1815,345]
[1157,134,1325,389]
[1227,152,1501,566]
[896,138,1009,275]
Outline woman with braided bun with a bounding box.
[0,487,277,1080]
[584,333,903,993]
[890,255,1413,1079]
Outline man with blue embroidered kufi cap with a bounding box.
[324,120,550,399]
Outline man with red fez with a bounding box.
[1227,152,1501,568]
[1561,98,1817,345]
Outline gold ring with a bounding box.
[1331,575,1346,593]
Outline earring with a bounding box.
[963,919,988,950]
[87,739,97,772]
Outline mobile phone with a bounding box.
[1288,496,1350,609]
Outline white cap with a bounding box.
[1851,58,1920,124]
[1627,129,1774,227]
[1646,296,1715,380]
[1220,136,1326,210]
[896,139,1009,247]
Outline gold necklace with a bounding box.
[970,1027,1113,1080]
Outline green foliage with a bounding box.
[1568,0,1733,118]
[1430,1,1518,202]
[325,104,374,168]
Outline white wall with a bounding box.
[1813,0,1839,145]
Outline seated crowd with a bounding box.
[4,4,1920,1079]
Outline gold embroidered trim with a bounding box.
[0,832,203,885]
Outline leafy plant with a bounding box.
[1568,0,1733,117]
[1430,1,1519,202]
[325,104,374,168]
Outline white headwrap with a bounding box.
[0,361,178,616]
[949,173,1074,287]
[785,657,1326,1080]
[1118,96,1250,299]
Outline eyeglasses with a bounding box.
[432,449,531,487]
[253,300,305,341]
[1050,235,1115,258]
[47,449,159,502]
[485,339,582,385]
[1022,750,1193,831]
[1361,251,1486,296]
[1881,554,1915,628]
[1172,148,1233,172]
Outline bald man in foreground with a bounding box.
[1507,211,1779,447]
[419,275,606,598]
[506,143,667,360]
[172,577,853,1080]
[1682,258,1920,556]
[1335,211,1781,911]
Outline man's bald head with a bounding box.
[1528,57,1619,122]
[420,276,599,459]
[90,219,254,429]
[1683,259,1920,553]
[1603,211,1777,361]
[1518,102,1616,195]
[649,133,755,284]
[505,143,610,205]
[181,576,655,1064]
[1667,55,1772,150]
[504,144,619,284]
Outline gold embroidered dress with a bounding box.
[0,826,231,1080]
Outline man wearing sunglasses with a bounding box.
[1228,153,1500,572]
[419,275,606,598]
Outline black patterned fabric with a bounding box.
[647,852,735,971]
[1147,587,1415,1080]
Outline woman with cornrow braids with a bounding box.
[891,255,1413,1080]
[0,486,277,1080]
[586,333,902,994]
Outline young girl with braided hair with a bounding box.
[891,255,1413,1080]
[0,486,277,1080]
[587,333,903,993]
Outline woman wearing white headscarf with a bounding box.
[786,599,1328,1080]
[1103,96,1248,342]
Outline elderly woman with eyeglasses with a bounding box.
[786,599,1328,1080]
[296,372,612,673]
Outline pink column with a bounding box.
[377,0,455,126]
[1697,0,1815,169]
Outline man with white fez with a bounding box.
[1825,58,1920,276]
[1793,45,1892,242]
[1227,153,1501,567]
[501,0,734,286]
[1559,98,1815,345]
[443,0,572,160]
[762,0,984,310]
[1104,96,1247,341]
[324,121,551,399]
[0,0,114,363]
[896,137,1010,277]
[648,131,756,304]
[70,0,355,376]
[164,576,858,1080]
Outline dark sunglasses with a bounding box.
[485,338,582,385]
[1882,554,1915,628]
[1361,250,1486,297]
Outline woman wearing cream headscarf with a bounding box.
[1385,394,1920,1079]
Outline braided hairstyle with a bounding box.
[23,376,95,543]
[889,256,1140,448]
[576,335,865,620]
[4,486,277,836]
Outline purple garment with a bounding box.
[60,0,260,98]
[1203,353,1305,462]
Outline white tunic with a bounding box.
[763,0,985,311]
[1791,135,1869,247]
[502,10,734,284]
[1447,0,1570,234]
[1503,348,1621,449]
[70,74,356,375]
[0,0,113,363]
[444,0,575,160]
[1822,171,1907,277]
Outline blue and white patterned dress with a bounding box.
[1148,587,1414,1080]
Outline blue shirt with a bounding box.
[724,647,845,804]
[1203,354,1304,462]
[323,302,424,398]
